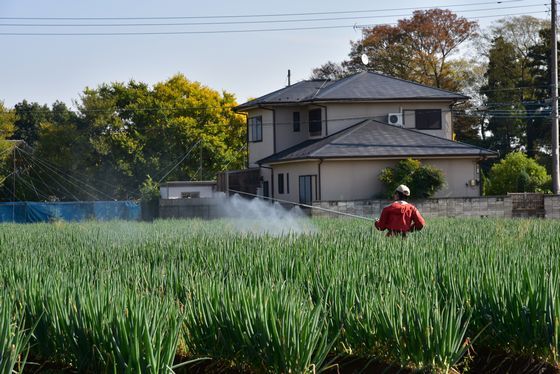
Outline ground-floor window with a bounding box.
[299,175,313,205]
[278,173,284,194]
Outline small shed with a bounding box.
[160,181,217,199]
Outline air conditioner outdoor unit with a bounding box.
[387,112,403,126]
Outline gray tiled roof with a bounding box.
[258,119,497,164]
[236,71,468,110]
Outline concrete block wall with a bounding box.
[545,195,560,219]
[314,200,383,219]
[159,198,227,220]
[158,195,558,220]
[313,196,514,219]
[415,196,513,218]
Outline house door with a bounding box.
[299,176,313,205]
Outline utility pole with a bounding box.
[552,0,559,194]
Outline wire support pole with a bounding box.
[227,188,376,222]
[12,145,15,222]
[552,0,559,194]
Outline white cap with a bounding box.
[396,184,410,196]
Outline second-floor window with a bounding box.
[248,116,263,142]
[415,109,442,130]
[293,112,300,132]
[309,109,322,136]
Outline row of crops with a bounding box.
[0,218,559,373]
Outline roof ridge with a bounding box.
[235,79,327,110]
[310,72,365,98]
[364,71,469,99]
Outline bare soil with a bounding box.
[23,350,560,373]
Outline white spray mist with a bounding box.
[219,194,316,236]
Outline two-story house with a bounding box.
[234,71,496,204]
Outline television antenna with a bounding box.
[361,53,369,66]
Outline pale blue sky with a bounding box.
[0,0,550,108]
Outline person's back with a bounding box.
[374,185,425,237]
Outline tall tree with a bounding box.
[70,73,247,200]
[482,17,550,159]
[345,9,478,91]
[448,59,488,145]
[0,101,15,192]
[12,100,51,145]
[480,36,525,155]
[309,61,349,80]
[0,75,247,202]
[524,27,558,164]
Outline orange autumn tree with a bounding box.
[345,9,478,91]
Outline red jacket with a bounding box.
[375,201,425,235]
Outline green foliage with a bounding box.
[379,158,445,198]
[486,152,551,194]
[13,100,52,146]
[0,101,15,140]
[139,175,160,202]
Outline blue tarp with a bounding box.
[0,201,140,223]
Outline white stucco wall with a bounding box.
[245,101,455,168]
[274,106,311,151]
[320,159,396,200]
[324,102,453,139]
[427,158,480,197]
[269,161,320,202]
[248,109,275,167]
[268,157,480,203]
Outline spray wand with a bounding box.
[227,189,376,222]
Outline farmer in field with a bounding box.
[374,185,425,237]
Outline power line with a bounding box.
[479,84,551,92]
[0,109,554,128]
[0,0,529,20]
[0,95,555,116]
[0,3,546,27]
[0,10,548,36]
[157,139,202,184]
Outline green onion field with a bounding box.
[0,218,559,373]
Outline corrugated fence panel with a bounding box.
[0,201,140,223]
